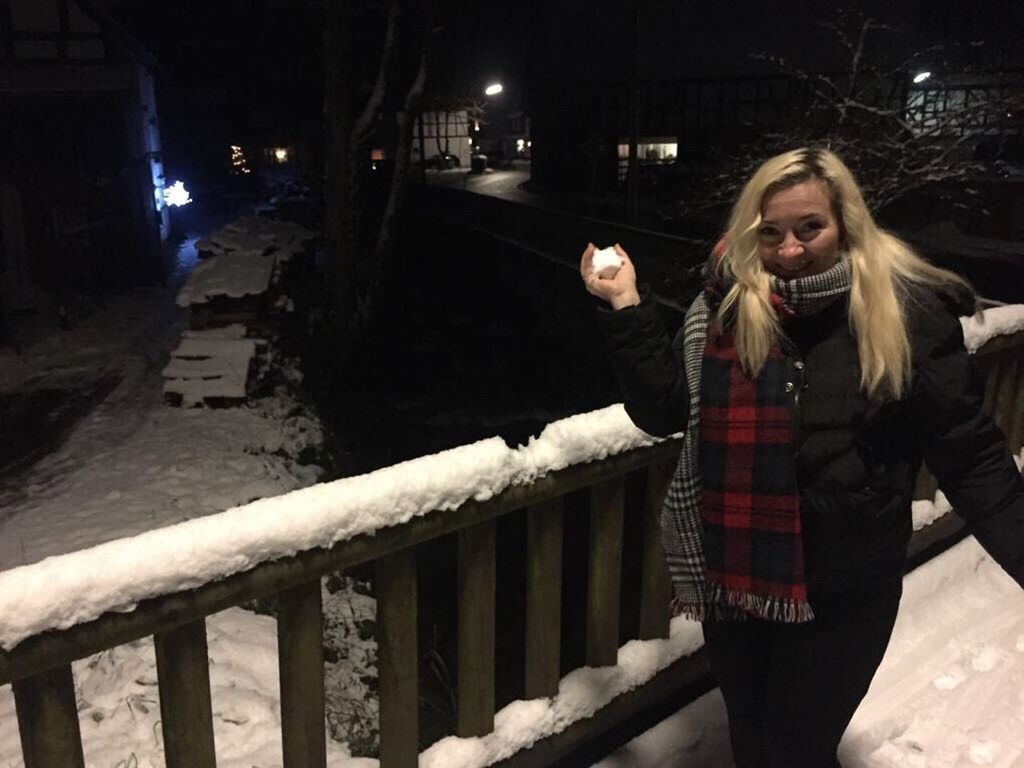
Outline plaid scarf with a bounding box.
[664,257,852,622]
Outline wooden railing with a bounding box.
[2,326,1022,768]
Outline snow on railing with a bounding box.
[961,304,1024,353]
[0,406,664,650]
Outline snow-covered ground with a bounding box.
[0,269,321,572]
[596,537,1024,768]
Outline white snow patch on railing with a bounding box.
[961,304,1024,353]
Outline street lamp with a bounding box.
[484,83,503,96]
[913,71,931,84]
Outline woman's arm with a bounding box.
[580,243,689,437]
[909,290,1024,586]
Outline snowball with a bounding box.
[591,246,624,279]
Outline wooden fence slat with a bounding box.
[153,619,216,768]
[587,476,625,667]
[12,664,85,768]
[457,519,497,737]
[525,496,564,699]
[639,461,674,640]
[278,578,327,768]
[376,548,418,768]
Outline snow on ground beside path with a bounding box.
[0,285,179,393]
[0,382,322,570]
[595,537,1024,768]
[0,607,370,768]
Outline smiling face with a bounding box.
[757,179,843,279]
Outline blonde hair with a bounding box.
[716,147,973,400]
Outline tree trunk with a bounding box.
[323,0,356,324]
[358,16,432,328]
[349,0,400,289]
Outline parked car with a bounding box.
[425,152,460,170]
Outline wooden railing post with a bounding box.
[278,578,327,768]
[457,519,496,737]
[377,548,419,768]
[12,664,86,768]
[153,619,217,768]
[525,496,564,699]
[587,477,625,667]
[639,461,673,640]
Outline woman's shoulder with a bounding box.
[903,280,975,327]
[902,280,976,357]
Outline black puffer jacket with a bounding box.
[597,286,1024,598]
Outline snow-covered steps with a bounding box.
[162,327,265,407]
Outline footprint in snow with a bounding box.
[967,644,1002,672]
[933,663,968,690]
[968,741,999,765]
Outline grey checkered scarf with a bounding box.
[664,256,853,621]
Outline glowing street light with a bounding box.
[913,71,931,84]
[484,83,503,96]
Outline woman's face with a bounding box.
[757,179,842,279]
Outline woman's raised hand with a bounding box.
[580,243,640,310]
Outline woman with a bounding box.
[581,148,1024,767]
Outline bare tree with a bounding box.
[676,12,1017,221]
[359,3,433,327]
[322,0,435,333]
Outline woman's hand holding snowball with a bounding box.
[580,243,640,310]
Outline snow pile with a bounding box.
[196,216,317,263]
[0,405,658,649]
[419,620,704,768]
[960,304,1024,353]
[180,216,317,308]
[510,406,668,484]
[176,250,277,307]
[162,336,258,405]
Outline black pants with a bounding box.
[702,581,902,768]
